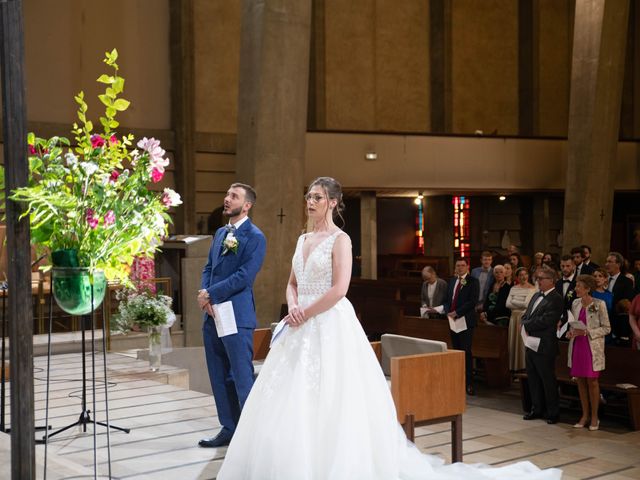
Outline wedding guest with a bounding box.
[521,266,563,424]
[480,265,511,327]
[581,245,598,269]
[629,293,640,350]
[556,255,577,327]
[471,251,494,311]
[420,266,447,318]
[510,252,523,270]
[542,252,553,266]
[530,252,544,278]
[571,246,594,276]
[507,244,520,256]
[567,275,611,431]
[605,251,635,344]
[592,267,614,331]
[506,267,537,371]
[503,262,514,285]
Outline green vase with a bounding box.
[52,267,107,315]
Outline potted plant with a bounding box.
[6,49,181,315]
[112,288,176,371]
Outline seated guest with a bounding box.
[567,275,611,431]
[506,267,536,371]
[471,251,494,312]
[605,251,635,344]
[530,252,544,278]
[420,266,447,318]
[503,262,514,286]
[480,265,512,327]
[571,246,594,276]
[629,293,640,350]
[592,267,614,343]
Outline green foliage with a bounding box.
[112,288,176,333]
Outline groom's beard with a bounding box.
[224,206,242,218]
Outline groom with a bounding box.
[198,183,266,448]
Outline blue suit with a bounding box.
[201,218,266,437]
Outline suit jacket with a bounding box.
[201,219,267,329]
[471,266,494,304]
[555,276,576,324]
[575,262,595,276]
[444,275,480,328]
[611,274,634,306]
[482,282,512,324]
[567,298,611,371]
[421,278,448,308]
[521,289,563,356]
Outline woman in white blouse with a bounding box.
[506,267,537,372]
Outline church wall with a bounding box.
[450,0,519,135]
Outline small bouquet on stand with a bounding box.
[112,288,176,371]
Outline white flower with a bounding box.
[161,188,182,207]
[223,233,239,254]
[80,161,99,175]
[65,152,78,166]
[154,212,166,232]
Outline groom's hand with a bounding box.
[197,289,210,310]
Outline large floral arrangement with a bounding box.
[8,49,181,281]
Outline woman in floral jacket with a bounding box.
[567,275,611,431]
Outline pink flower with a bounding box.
[109,134,119,145]
[28,144,37,155]
[90,134,105,148]
[137,137,170,174]
[161,188,182,207]
[109,170,120,183]
[104,210,116,226]
[86,208,99,229]
[151,167,164,183]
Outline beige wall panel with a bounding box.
[450,0,518,135]
[375,0,430,132]
[195,152,236,172]
[324,0,376,130]
[196,171,236,193]
[306,132,640,192]
[197,192,226,214]
[24,0,170,130]
[194,0,242,133]
[537,0,571,136]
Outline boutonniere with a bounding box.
[567,290,574,300]
[222,232,239,255]
[460,278,467,287]
[588,302,599,314]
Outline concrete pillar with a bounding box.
[360,191,377,279]
[235,0,312,325]
[532,196,550,254]
[424,196,454,276]
[563,0,629,260]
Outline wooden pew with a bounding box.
[253,328,272,361]
[516,342,640,430]
[398,315,511,388]
[371,338,466,462]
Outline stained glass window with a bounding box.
[453,196,470,258]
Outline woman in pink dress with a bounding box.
[567,275,611,431]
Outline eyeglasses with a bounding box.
[304,193,326,203]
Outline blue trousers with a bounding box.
[203,316,254,435]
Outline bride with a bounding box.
[217,177,561,479]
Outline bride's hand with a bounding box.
[286,305,306,326]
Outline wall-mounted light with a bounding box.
[365,152,377,161]
[499,195,506,201]
[414,192,424,205]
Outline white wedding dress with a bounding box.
[217,231,562,480]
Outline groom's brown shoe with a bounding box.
[199,431,232,448]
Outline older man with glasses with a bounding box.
[521,266,563,424]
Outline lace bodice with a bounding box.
[293,230,344,297]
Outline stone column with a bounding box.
[235,0,312,325]
[360,191,377,279]
[532,196,550,255]
[563,0,629,261]
[424,196,454,276]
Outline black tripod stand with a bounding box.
[0,282,50,434]
[39,282,130,444]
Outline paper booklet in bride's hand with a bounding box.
[270,319,289,347]
[213,301,238,337]
[448,315,467,333]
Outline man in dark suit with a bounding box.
[605,251,635,343]
[420,266,448,318]
[521,265,563,424]
[444,257,480,396]
[571,246,594,276]
[581,244,599,269]
[556,254,576,328]
[198,183,267,447]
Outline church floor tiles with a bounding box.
[0,353,638,479]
